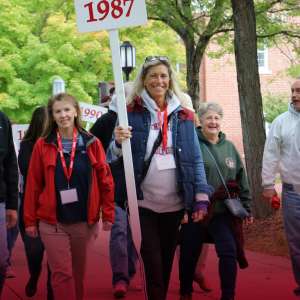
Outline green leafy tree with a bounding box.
[0,1,184,122]
[263,93,289,123]
[147,0,300,107]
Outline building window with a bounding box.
[257,47,271,74]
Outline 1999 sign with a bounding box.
[84,0,134,22]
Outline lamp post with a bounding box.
[52,77,65,96]
[120,41,136,81]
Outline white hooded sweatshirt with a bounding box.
[138,90,184,213]
[262,103,300,189]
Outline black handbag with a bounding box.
[203,144,249,219]
[223,197,249,219]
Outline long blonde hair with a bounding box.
[43,93,84,138]
[127,57,182,104]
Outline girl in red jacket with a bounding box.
[24,93,114,300]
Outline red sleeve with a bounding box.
[94,139,115,223]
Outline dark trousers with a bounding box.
[7,222,19,265]
[19,202,53,299]
[180,214,237,300]
[139,208,183,300]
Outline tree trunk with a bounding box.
[184,37,207,109]
[231,0,272,218]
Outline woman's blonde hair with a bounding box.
[43,93,84,137]
[127,57,182,104]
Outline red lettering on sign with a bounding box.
[84,2,98,22]
[124,0,134,17]
[83,0,135,23]
[97,0,110,20]
[111,0,123,19]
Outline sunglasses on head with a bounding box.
[144,56,169,64]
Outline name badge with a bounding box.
[155,154,176,170]
[60,188,79,205]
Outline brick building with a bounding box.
[199,44,295,154]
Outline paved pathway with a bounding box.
[2,230,298,300]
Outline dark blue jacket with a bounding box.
[107,97,212,211]
[0,111,18,209]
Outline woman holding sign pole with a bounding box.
[24,93,115,300]
[107,56,212,300]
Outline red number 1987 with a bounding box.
[84,0,134,23]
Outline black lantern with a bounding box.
[120,41,136,81]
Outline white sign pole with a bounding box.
[74,1,148,297]
[108,29,142,250]
[109,29,148,300]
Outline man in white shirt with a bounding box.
[262,79,300,296]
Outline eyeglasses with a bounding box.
[144,56,169,64]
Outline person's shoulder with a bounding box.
[20,139,34,148]
[127,96,145,112]
[34,137,49,148]
[178,107,194,121]
[218,135,238,151]
[87,135,106,156]
[0,111,7,118]
[272,110,290,124]
[95,110,117,122]
[219,137,235,149]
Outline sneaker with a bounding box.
[6,266,16,279]
[113,281,128,298]
[294,287,300,296]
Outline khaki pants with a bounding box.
[39,221,98,300]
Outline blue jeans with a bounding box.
[109,206,137,285]
[180,214,237,300]
[282,183,300,287]
[0,203,9,295]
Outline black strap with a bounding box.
[141,131,162,182]
[202,144,231,199]
[141,113,172,182]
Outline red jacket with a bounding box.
[24,131,115,227]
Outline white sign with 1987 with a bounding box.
[74,0,147,32]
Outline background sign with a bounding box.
[74,0,147,32]
[79,102,108,123]
[12,103,106,151]
[12,124,29,153]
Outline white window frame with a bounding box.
[257,46,272,74]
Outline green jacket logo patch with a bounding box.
[225,157,235,169]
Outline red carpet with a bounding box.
[3,229,297,300]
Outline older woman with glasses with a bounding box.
[107,56,212,300]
